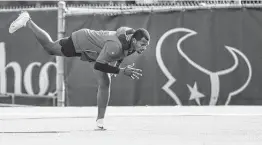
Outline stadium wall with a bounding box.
[1,9,262,106]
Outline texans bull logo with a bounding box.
[156,28,252,105]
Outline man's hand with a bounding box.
[120,63,142,80]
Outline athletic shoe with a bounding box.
[95,119,106,131]
[9,11,30,34]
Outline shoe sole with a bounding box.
[9,13,29,33]
[94,126,107,131]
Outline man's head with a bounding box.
[131,28,150,54]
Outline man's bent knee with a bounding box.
[43,41,63,56]
[43,46,55,55]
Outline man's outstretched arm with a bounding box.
[94,62,121,74]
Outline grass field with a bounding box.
[1,106,262,145]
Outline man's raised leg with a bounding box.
[26,20,63,56]
[9,11,63,56]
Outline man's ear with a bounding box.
[132,38,136,43]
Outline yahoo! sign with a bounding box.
[0,42,57,96]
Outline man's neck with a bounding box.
[126,35,134,51]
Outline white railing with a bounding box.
[0,93,56,106]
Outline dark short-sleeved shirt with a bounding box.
[71,27,134,63]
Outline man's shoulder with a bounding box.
[116,27,135,37]
[117,26,134,31]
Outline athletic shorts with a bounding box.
[59,36,81,57]
[59,36,98,62]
